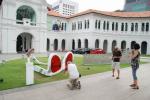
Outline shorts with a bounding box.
[112,62,120,70]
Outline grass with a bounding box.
[0,56,145,91]
[141,55,150,57]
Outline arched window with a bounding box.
[47,38,50,51]
[78,39,81,48]
[95,39,99,48]
[61,39,65,51]
[16,5,36,25]
[72,39,75,50]
[54,39,58,51]
[141,41,147,55]
[84,39,88,48]
[52,24,59,30]
[103,40,108,53]
[16,33,32,53]
[121,41,126,50]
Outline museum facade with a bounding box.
[0,0,150,54]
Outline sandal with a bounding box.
[130,84,136,87]
[132,86,139,89]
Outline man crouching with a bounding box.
[66,61,81,90]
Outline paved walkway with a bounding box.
[0,62,150,100]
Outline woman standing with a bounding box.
[130,43,140,89]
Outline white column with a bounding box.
[26,62,34,85]
[147,41,150,54]
[107,40,112,53]
[58,39,61,51]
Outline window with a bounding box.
[125,23,128,31]
[121,23,124,31]
[131,23,134,31]
[103,21,106,30]
[72,22,76,30]
[115,22,118,31]
[107,21,109,30]
[95,20,98,29]
[112,22,114,31]
[61,23,64,30]
[141,23,145,31]
[87,20,89,29]
[135,23,138,31]
[98,20,101,29]
[78,21,82,30]
[85,20,87,29]
[146,23,149,32]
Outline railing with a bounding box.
[16,19,36,26]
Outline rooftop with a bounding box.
[48,9,150,18]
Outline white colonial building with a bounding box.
[0,0,150,54]
[47,9,150,55]
[0,0,47,53]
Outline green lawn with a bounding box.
[0,56,142,90]
[141,55,150,57]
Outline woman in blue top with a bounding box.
[129,43,140,89]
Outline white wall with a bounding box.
[47,13,150,54]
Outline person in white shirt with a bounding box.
[66,61,81,89]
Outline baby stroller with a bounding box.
[67,78,81,90]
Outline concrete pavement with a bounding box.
[0,63,150,100]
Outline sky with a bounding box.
[46,0,126,12]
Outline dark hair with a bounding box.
[134,43,140,50]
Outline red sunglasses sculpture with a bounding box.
[26,49,73,77]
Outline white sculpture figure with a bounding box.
[26,48,47,65]
[26,48,35,85]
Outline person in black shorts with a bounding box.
[112,47,122,79]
